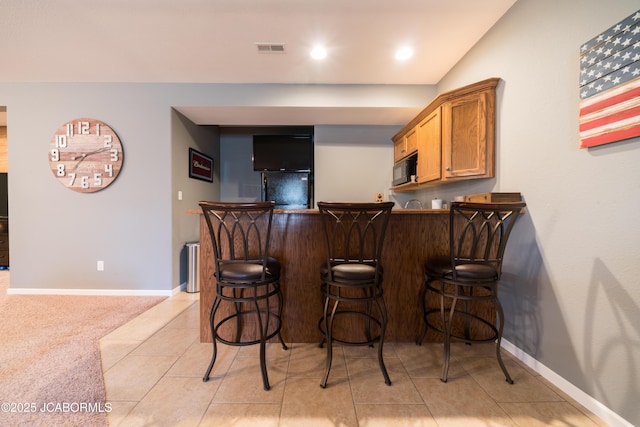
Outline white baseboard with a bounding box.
[502,339,633,427]
[6,287,176,297]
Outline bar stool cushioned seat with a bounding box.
[218,257,281,281]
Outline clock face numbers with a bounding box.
[49,118,124,193]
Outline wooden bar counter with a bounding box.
[190,208,482,343]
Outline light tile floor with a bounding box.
[100,292,609,427]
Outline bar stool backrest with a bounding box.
[317,202,394,279]
[199,201,275,282]
[449,201,526,281]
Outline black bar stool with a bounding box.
[199,201,288,391]
[417,201,526,383]
[316,201,394,388]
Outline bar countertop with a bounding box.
[187,207,449,215]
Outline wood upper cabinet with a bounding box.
[416,107,441,183]
[391,78,498,191]
[393,127,418,163]
[442,89,494,180]
[405,127,418,155]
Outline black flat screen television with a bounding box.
[252,135,313,171]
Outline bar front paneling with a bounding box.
[196,209,493,343]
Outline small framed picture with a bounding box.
[188,148,213,182]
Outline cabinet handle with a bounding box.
[445,167,451,171]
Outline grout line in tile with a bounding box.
[101,292,610,427]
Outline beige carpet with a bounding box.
[0,271,166,427]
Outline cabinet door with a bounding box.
[393,137,406,163]
[405,127,418,155]
[416,107,441,183]
[442,90,494,179]
[393,129,418,163]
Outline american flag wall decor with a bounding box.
[579,9,640,148]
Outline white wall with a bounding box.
[433,1,640,425]
[314,125,399,204]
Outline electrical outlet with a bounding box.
[375,193,384,202]
[97,260,104,271]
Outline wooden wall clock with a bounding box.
[49,118,124,193]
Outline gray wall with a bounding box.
[431,1,640,425]
[314,125,400,204]
[219,126,314,204]
[1,0,639,424]
[219,124,406,206]
[171,110,220,289]
[5,84,175,292]
[0,83,432,294]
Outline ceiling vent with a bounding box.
[256,43,285,53]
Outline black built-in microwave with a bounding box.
[392,154,417,186]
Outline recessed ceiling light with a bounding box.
[310,46,327,60]
[395,46,413,61]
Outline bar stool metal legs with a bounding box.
[318,285,391,388]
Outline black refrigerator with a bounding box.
[261,171,311,209]
[253,134,313,209]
